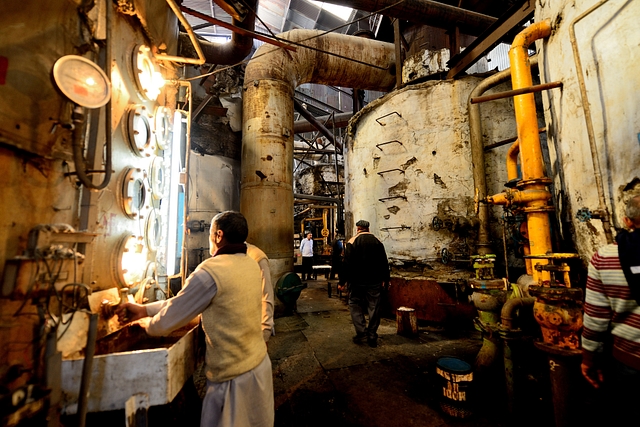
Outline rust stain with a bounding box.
[401,157,417,170]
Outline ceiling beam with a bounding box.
[446,0,535,79]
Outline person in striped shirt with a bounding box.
[581,195,640,413]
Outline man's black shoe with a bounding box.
[367,338,377,348]
[352,333,366,344]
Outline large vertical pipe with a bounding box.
[468,58,538,256]
[508,21,552,280]
[241,30,395,282]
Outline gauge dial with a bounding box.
[125,105,151,156]
[154,106,172,150]
[132,44,164,102]
[52,55,111,108]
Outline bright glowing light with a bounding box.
[85,76,96,86]
[121,235,148,287]
[166,111,183,276]
[309,1,353,20]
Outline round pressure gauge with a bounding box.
[150,156,165,200]
[52,55,111,108]
[120,167,149,218]
[145,210,162,252]
[125,105,152,156]
[153,106,172,150]
[132,44,164,101]
[114,234,148,288]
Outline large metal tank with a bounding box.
[345,77,518,322]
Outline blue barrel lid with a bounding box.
[437,357,471,373]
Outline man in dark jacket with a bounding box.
[339,220,390,347]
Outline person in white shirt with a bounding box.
[299,232,314,281]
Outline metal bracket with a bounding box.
[376,140,403,150]
[378,196,407,202]
[377,168,405,176]
[375,111,401,126]
[380,225,411,231]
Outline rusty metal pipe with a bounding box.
[241,30,394,283]
[486,189,552,207]
[322,0,498,36]
[501,297,535,330]
[470,81,562,104]
[569,0,614,244]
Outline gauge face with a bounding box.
[116,235,148,288]
[150,156,165,200]
[132,45,164,101]
[121,168,149,218]
[154,106,172,150]
[145,210,162,252]
[52,55,111,108]
[126,105,151,155]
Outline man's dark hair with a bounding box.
[212,211,248,244]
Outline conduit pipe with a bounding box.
[569,0,614,244]
[241,30,395,281]
[322,0,498,37]
[468,57,537,255]
[294,112,353,133]
[506,140,520,181]
[293,99,341,152]
[178,0,257,65]
[485,21,552,282]
[501,296,535,330]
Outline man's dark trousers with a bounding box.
[348,283,382,340]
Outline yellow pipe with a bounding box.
[510,21,551,181]
[486,189,551,207]
[508,20,553,282]
[506,140,520,181]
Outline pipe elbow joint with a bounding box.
[511,20,552,50]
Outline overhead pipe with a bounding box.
[322,0,498,37]
[294,111,353,133]
[293,99,341,152]
[161,0,206,65]
[241,30,395,282]
[569,0,614,244]
[178,0,257,65]
[467,57,537,256]
[485,21,553,283]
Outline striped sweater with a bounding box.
[582,244,640,370]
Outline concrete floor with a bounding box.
[269,279,548,427]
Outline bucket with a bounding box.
[436,356,473,418]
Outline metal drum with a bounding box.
[436,356,474,418]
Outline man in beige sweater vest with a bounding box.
[118,211,274,427]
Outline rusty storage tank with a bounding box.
[344,77,517,323]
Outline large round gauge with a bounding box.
[153,106,172,150]
[132,44,164,101]
[145,210,162,252]
[150,156,165,200]
[114,234,148,288]
[120,167,149,218]
[125,105,152,156]
[52,55,111,108]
